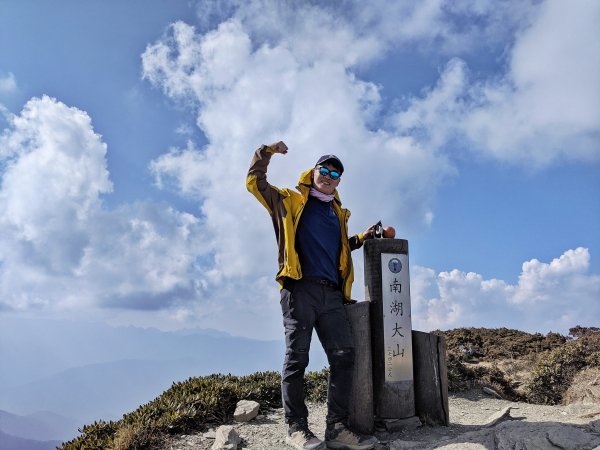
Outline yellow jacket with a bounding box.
[246,145,365,301]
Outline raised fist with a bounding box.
[268,141,288,154]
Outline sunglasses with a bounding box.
[317,166,341,180]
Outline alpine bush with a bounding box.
[435,327,566,361]
[525,333,600,404]
[446,354,522,400]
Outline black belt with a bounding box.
[301,277,340,290]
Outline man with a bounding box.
[247,141,377,450]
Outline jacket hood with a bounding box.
[297,168,342,204]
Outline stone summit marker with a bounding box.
[347,236,448,432]
[364,238,415,419]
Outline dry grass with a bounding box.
[108,424,165,450]
[497,354,538,378]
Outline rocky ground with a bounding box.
[165,389,600,450]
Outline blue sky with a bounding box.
[0,0,598,340]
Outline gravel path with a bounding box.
[166,390,600,450]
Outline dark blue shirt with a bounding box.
[296,196,341,284]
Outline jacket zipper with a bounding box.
[340,209,351,298]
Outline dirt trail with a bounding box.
[167,389,600,449]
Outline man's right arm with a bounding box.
[246,141,288,214]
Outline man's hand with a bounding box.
[268,141,288,154]
[363,223,377,240]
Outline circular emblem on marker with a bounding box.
[388,258,402,273]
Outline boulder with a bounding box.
[211,425,241,450]
[415,419,600,450]
[494,421,600,450]
[234,400,260,422]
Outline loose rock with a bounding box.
[234,400,260,422]
[484,406,516,427]
[211,425,240,450]
[482,386,502,399]
[203,429,216,439]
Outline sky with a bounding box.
[0,0,598,341]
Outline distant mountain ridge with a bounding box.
[0,409,76,441]
[0,429,60,450]
[0,354,288,425]
[0,316,273,388]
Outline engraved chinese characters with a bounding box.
[381,253,414,382]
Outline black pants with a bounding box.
[280,278,355,426]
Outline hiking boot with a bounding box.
[286,421,326,450]
[324,422,377,450]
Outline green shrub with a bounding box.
[435,327,566,361]
[446,354,484,391]
[568,325,600,339]
[525,333,600,404]
[61,420,119,450]
[446,354,522,400]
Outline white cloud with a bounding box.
[149,140,210,198]
[396,0,600,167]
[411,248,600,334]
[142,20,253,102]
[141,6,456,314]
[139,0,600,338]
[0,96,289,337]
[0,97,207,315]
[0,96,112,274]
[511,248,596,306]
[0,72,17,94]
[75,202,207,311]
[199,0,537,58]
